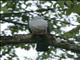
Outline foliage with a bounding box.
[0,0,80,60]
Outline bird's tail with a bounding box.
[32,34,49,51]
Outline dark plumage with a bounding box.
[29,16,49,51]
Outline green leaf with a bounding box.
[22,15,29,22]
[63,26,80,38]
[0,6,9,13]
[77,17,80,23]
[10,26,18,33]
[66,8,73,15]
[64,1,73,15]
[65,1,72,7]
[57,1,64,9]
[1,0,8,2]
[73,3,80,15]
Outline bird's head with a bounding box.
[31,16,44,21]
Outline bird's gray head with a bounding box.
[32,16,44,21]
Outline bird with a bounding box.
[29,16,49,51]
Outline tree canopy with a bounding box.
[0,0,80,60]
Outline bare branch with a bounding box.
[0,34,80,53]
[0,34,33,45]
[0,18,28,26]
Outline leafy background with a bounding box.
[0,0,80,60]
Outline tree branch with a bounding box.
[0,34,80,53]
[0,34,33,45]
[0,18,28,26]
